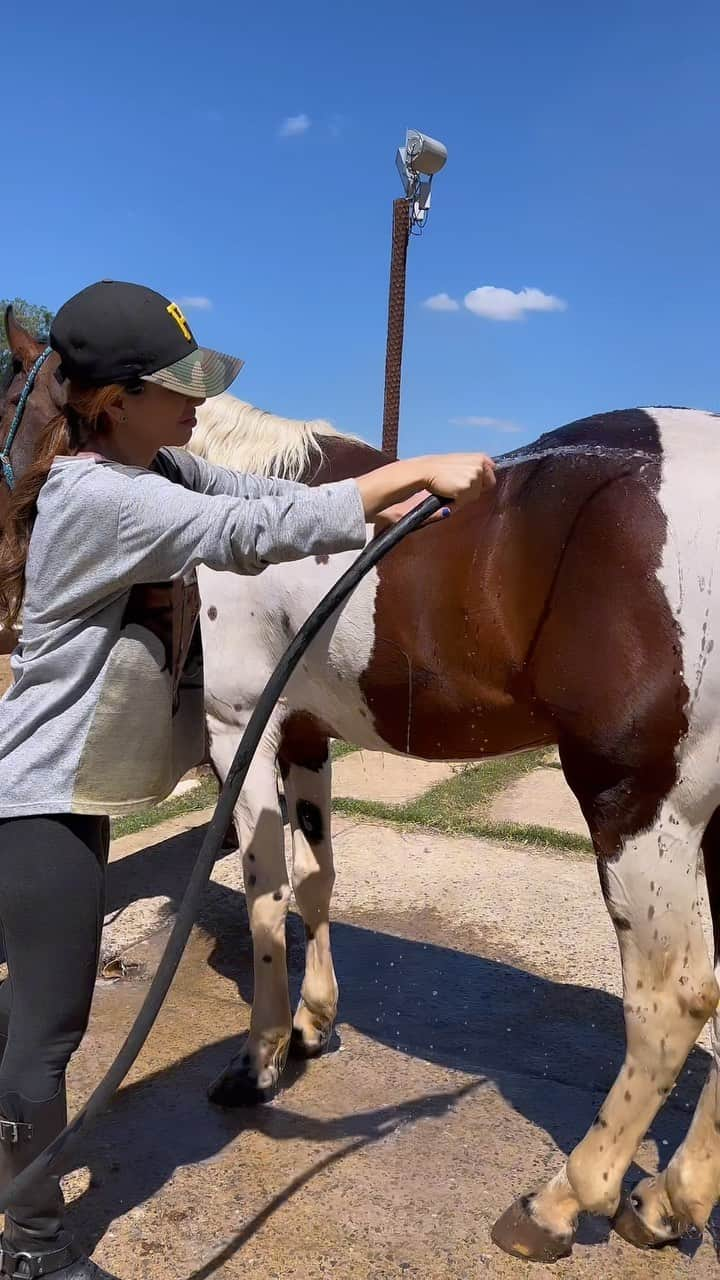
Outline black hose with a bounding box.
[0,492,445,1210]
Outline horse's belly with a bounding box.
[197,556,391,749]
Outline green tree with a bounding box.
[0,299,54,383]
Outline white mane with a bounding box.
[190,393,362,481]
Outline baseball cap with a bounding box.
[50,281,244,398]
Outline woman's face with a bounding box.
[103,382,205,465]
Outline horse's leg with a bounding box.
[206,714,294,1106]
[610,805,720,1246]
[492,748,719,1262]
[207,758,239,850]
[282,757,338,1058]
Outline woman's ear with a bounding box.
[103,398,126,427]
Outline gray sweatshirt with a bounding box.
[0,449,366,817]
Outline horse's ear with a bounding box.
[4,306,45,370]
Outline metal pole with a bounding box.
[381,197,411,458]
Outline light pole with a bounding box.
[381,130,448,458]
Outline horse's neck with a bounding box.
[305,436,391,485]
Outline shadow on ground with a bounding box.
[53,820,714,1260]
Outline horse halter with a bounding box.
[0,347,53,490]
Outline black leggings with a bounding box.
[0,815,109,1103]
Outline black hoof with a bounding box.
[613,1194,680,1250]
[207,1057,278,1108]
[289,1023,331,1060]
[491,1197,573,1263]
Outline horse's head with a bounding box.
[0,307,64,531]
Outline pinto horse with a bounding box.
[3,308,720,1263]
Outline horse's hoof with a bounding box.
[289,1025,326,1059]
[289,999,334,1060]
[207,1057,278,1108]
[491,1197,573,1263]
[289,1017,333,1060]
[612,1194,681,1250]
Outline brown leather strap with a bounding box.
[122,574,201,710]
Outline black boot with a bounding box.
[0,1090,120,1278]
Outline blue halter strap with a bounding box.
[0,347,54,490]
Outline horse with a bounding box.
[3,306,720,1264]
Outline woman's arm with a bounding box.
[154,448,496,514]
[115,451,496,585]
[154,447,305,499]
[116,473,367,583]
[355,453,496,520]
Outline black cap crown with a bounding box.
[49,281,243,397]
[50,281,198,385]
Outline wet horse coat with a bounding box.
[2,314,720,1260]
[194,400,720,1258]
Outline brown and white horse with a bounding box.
[3,308,720,1263]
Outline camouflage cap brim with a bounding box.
[142,346,244,399]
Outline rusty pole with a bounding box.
[381,197,411,459]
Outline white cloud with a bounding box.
[450,416,521,433]
[423,292,460,312]
[279,113,311,138]
[464,285,567,322]
[177,296,213,311]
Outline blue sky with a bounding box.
[3,0,719,456]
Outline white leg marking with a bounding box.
[209,712,292,1093]
[283,760,338,1055]
[528,780,717,1238]
[624,963,720,1241]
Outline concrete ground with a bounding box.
[332,751,466,804]
[52,812,719,1279]
[333,749,586,838]
[0,669,714,1277]
[487,766,588,837]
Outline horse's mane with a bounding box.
[190,393,363,481]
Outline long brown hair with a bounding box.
[0,383,124,628]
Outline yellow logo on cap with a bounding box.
[167,301,193,342]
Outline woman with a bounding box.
[0,280,495,1278]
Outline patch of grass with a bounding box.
[332,749,594,855]
[111,776,218,840]
[333,749,546,828]
[109,744,594,858]
[330,740,359,760]
[465,819,592,854]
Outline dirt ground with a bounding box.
[0,679,715,1275]
[50,812,719,1279]
[487,766,587,837]
[332,751,465,803]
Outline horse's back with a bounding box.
[198,405,720,763]
[500,405,720,471]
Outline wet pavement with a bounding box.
[52,818,720,1278]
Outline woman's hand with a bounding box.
[356,452,497,523]
[423,453,496,507]
[373,490,447,532]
